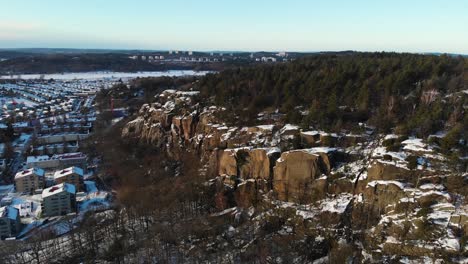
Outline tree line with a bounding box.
[198,52,466,137]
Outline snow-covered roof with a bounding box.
[51,152,86,160]
[0,206,19,220]
[14,167,45,180]
[26,155,50,163]
[42,183,76,198]
[53,166,84,179]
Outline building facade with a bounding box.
[53,166,84,191]
[14,168,45,194]
[26,152,87,170]
[0,206,21,239]
[41,183,76,217]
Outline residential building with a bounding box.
[14,168,45,194]
[41,183,76,217]
[261,57,277,62]
[26,152,87,170]
[0,206,20,239]
[53,166,84,191]
[53,153,87,169]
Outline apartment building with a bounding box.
[14,168,45,194]
[41,183,76,217]
[0,206,21,239]
[53,166,84,191]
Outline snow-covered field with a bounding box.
[0,70,212,80]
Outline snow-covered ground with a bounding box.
[0,70,211,80]
[84,180,98,193]
[0,184,14,196]
[79,192,111,212]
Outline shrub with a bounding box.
[406,155,418,170]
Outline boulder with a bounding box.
[300,131,320,146]
[367,161,410,181]
[363,181,407,213]
[319,133,339,147]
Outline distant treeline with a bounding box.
[0,53,232,75]
[198,52,467,137]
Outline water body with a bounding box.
[0,70,212,80]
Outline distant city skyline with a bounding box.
[1,0,467,54]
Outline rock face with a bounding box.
[240,149,271,180]
[273,150,331,202]
[121,104,174,146]
[234,179,269,208]
[172,115,196,142]
[216,148,272,180]
[217,149,238,176]
[363,181,407,213]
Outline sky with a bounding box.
[0,0,467,53]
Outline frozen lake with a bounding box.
[0,70,212,80]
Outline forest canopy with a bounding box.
[198,52,466,136]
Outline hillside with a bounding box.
[112,53,467,262]
[0,53,466,263]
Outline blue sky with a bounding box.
[0,0,467,53]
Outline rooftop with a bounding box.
[51,152,86,160]
[26,155,50,163]
[0,206,19,220]
[53,166,84,179]
[14,167,45,180]
[42,183,76,199]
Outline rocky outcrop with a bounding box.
[363,181,407,213]
[216,148,275,180]
[273,150,332,202]
[217,149,238,176]
[240,149,272,180]
[367,161,410,181]
[318,133,341,147]
[172,114,197,141]
[234,179,269,208]
[122,103,173,145]
[300,131,320,146]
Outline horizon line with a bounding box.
[0,47,467,56]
